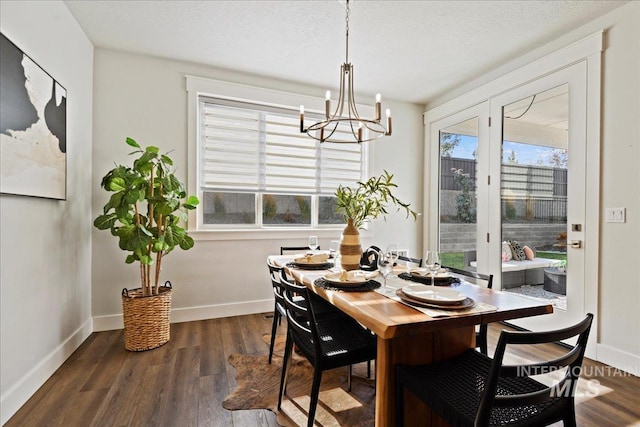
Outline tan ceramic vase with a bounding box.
[340,218,362,271]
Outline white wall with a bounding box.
[91,49,424,329]
[0,1,94,424]
[427,1,640,372]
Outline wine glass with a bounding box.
[329,240,340,257]
[329,240,341,271]
[378,251,393,291]
[425,251,441,286]
[308,235,318,252]
[387,244,399,274]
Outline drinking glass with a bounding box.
[329,240,341,271]
[329,240,340,257]
[425,251,441,286]
[387,244,399,268]
[308,235,318,252]
[378,251,393,291]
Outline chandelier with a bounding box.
[299,0,391,143]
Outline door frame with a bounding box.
[423,32,601,359]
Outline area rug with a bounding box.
[223,335,375,426]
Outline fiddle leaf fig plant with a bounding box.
[335,170,417,229]
[94,137,199,296]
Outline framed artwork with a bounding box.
[1,32,67,200]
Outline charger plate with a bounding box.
[402,284,466,305]
[396,289,475,310]
[287,262,333,270]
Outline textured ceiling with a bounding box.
[64,0,626,104]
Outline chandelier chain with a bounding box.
[345,0,350,64]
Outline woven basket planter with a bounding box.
[122,281,172,351]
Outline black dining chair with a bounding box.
[280,246,319,255]
[446,267,493,355]
[395,313,593,427]
[266,259,350,364]
[277,273,377,427]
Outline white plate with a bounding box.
[323,271,368,286]
[410,268,450,279]
[293,253,330,265]
[401,284,466,304]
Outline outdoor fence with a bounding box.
[441,157,567,222]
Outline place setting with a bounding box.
[376,279,497,317]
[398,268,461,286]
[286,236,334,270]
[287,252,334,270]
[314,269,381,292]
[395,284,475,310]
[397,250,459,286]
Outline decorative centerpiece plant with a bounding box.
[94,138,199,296]
[335,170,417,229]
[334,170,417,270]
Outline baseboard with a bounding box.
[92,298,274,332]
[0,318,93,425]
[596,343,640,377]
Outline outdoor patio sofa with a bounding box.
[463,250,562,289]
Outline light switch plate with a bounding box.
[605,207,626,223]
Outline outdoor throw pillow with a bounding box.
[501,241,513,261]
[523,245,535,260]
[509,240,527,261]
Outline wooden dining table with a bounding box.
[270,255,553,427]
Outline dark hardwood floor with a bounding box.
[6,314,640,426]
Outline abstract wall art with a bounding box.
[1,32,67,200]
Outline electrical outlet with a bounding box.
[605,207,626,223]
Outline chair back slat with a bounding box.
[279,271,321,358]
[267,259,285,304]
[280,246,319,255]
[446,266,493,289]
[500,345,583,377]
[397,255,422,268]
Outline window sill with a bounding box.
[189,226,373,241]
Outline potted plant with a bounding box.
[334,170,417,270]
[94,137,199,351]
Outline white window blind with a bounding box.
[199,97,364,195]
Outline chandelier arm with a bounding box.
[334,64,347,120]
[322,120,340,142]
[347,64,363,121]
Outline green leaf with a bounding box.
[180,235,195,250]
[94,213,117,230]
[108,177,126,192]
[161,154,173,166]
[125,254,138,264]
[145,146,160,154]
[125,228,152,251]
[125,137,140,148]
[184,195,199,209]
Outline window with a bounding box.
[197,97,365,229]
